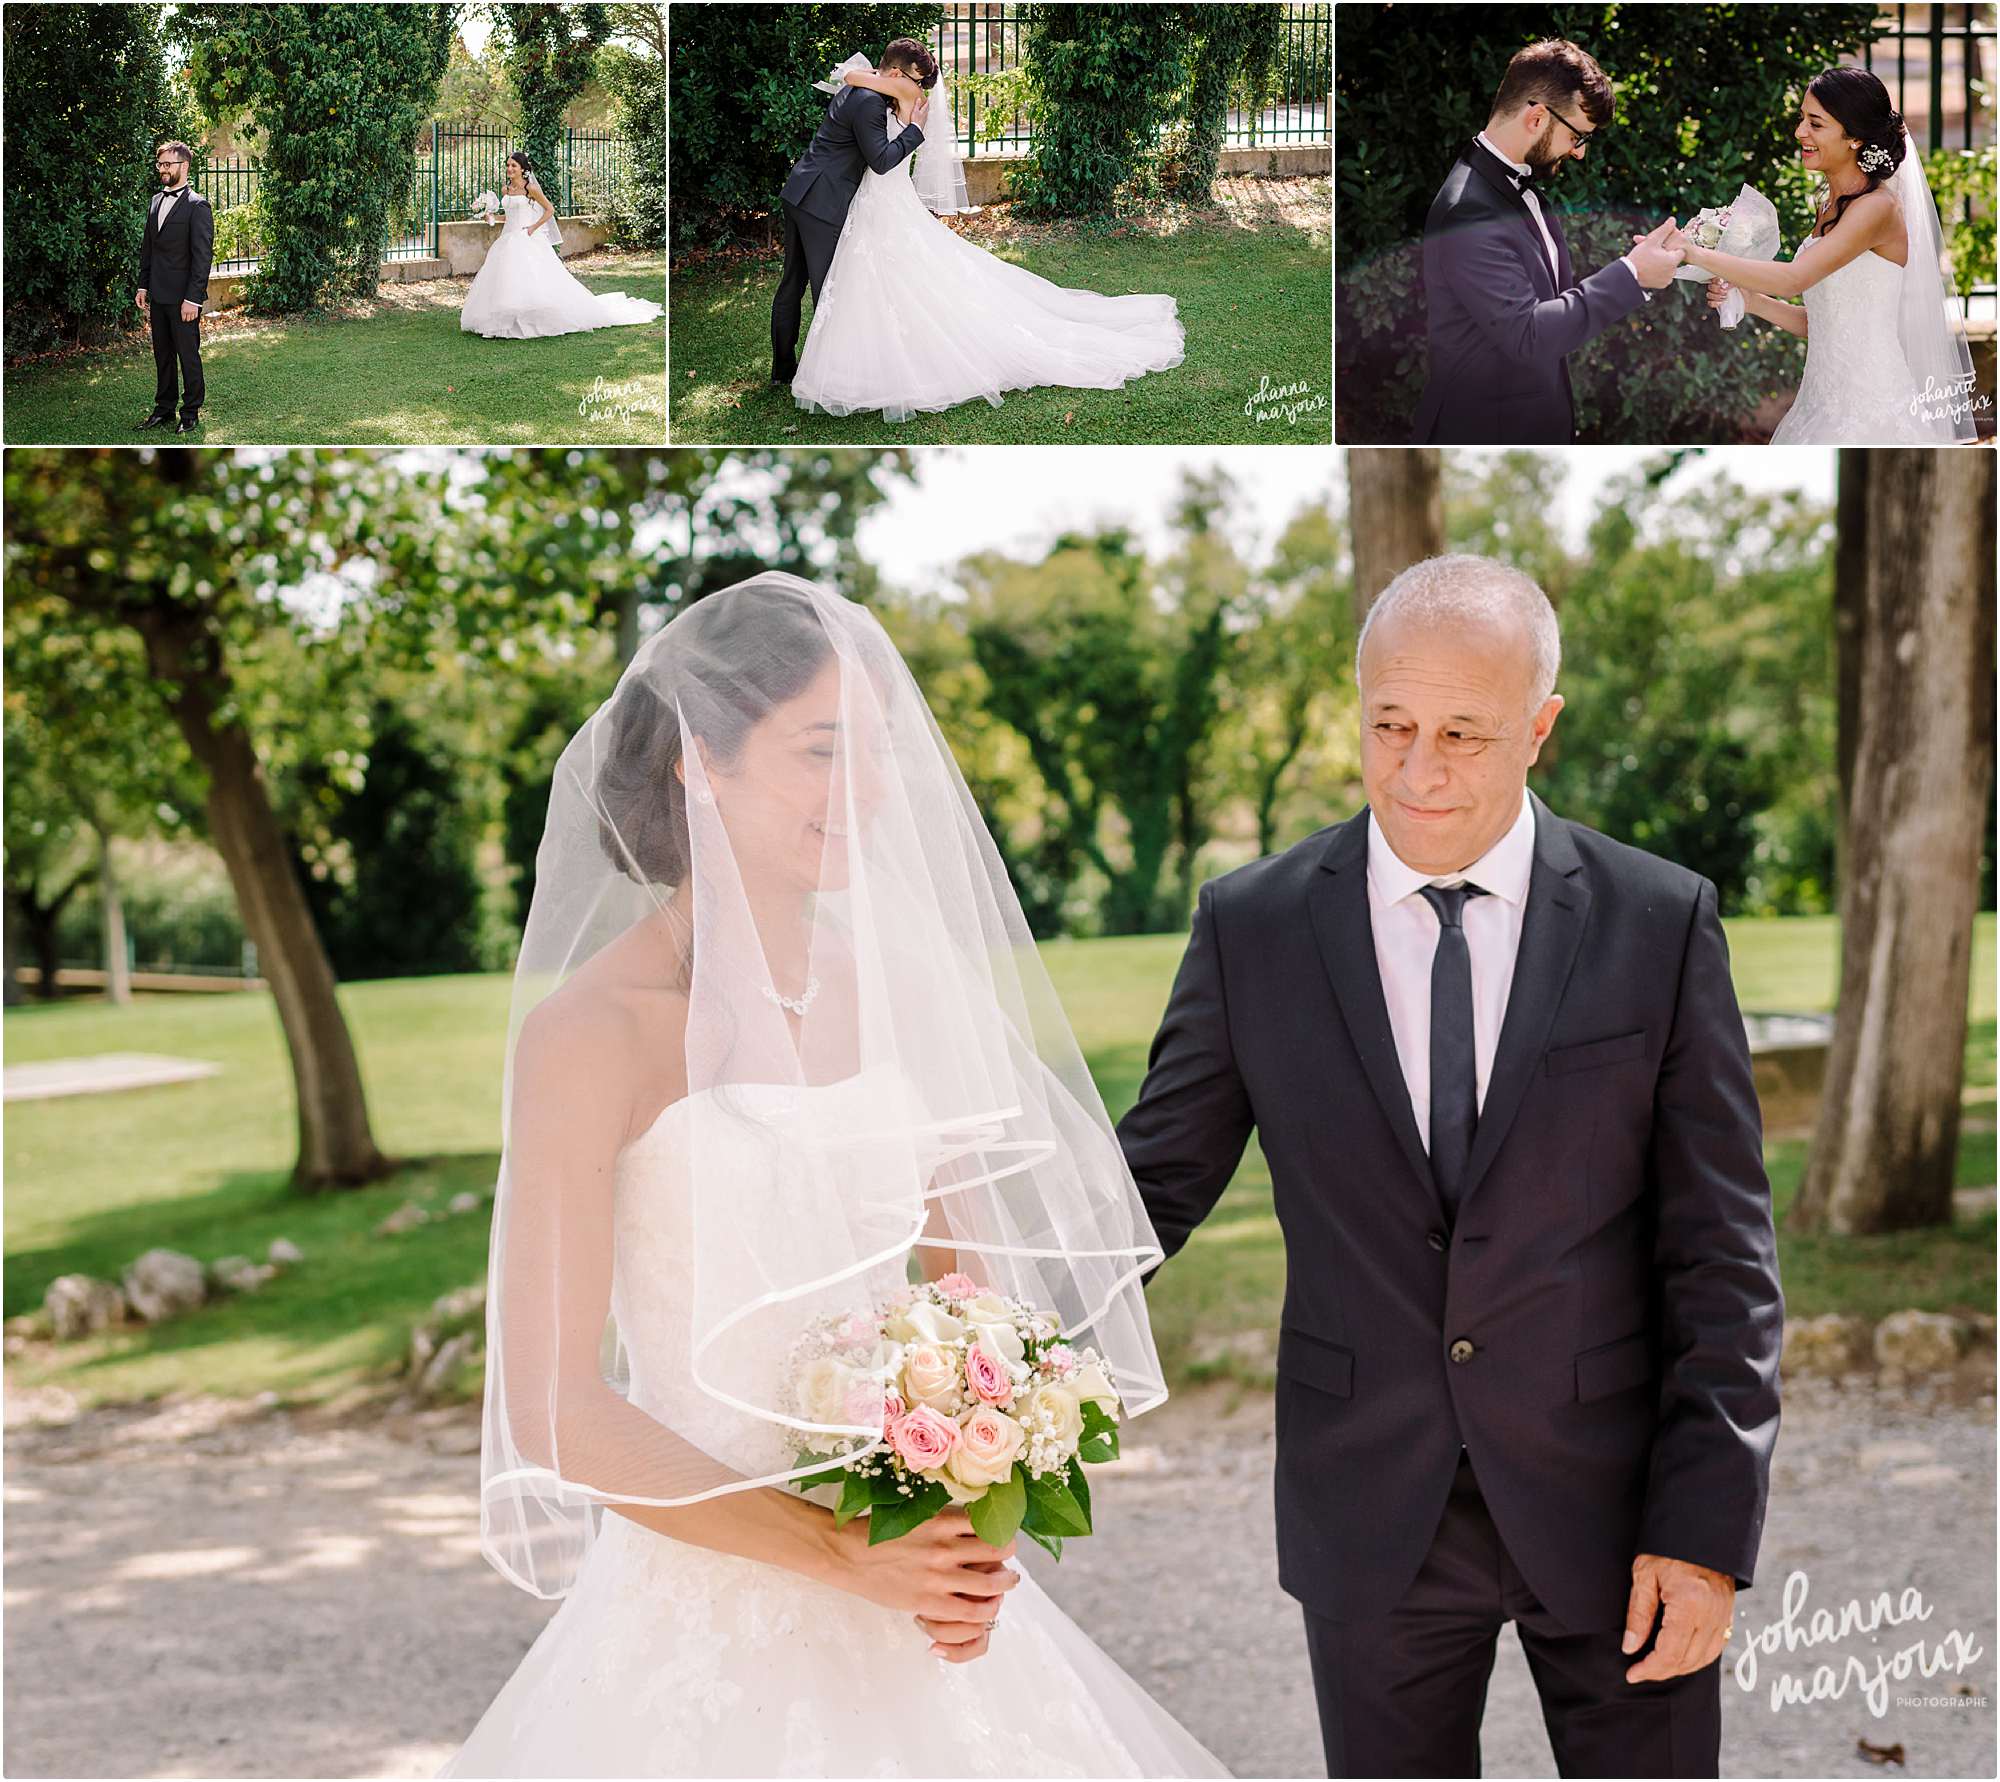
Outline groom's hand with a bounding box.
[1621,1552,1735,1683]
[135,289,148,312]
[1627,218,1686,290]
[179,299,200,323]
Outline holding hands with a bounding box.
[1626,217,1687,289]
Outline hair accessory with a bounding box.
[693,786,714,805]
[1858,142,1894,174]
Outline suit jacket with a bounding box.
[1116,792,1784,1631]
[140,186,214,308]
[780,86,925,230]
[1410,141,1645,444]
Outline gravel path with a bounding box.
[4,1373,1992,1778]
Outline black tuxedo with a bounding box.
[1117,793,1783,1775]
[770,85,924,379]
[1411,141,1646,444]
[139,184,213,422]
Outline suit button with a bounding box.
[1427,1230,1447,1252]
[1448,1338,1476,1364]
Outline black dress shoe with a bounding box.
[770,366,796,386]
[137,411,171,430]
[175,416,199,434]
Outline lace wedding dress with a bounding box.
[792,117,1185,422]
[437,1067,1226,1778]
[1769,232,1939,442]
[460,193,662,340]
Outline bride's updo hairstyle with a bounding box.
[1807,67,1907,236]
[594,585,835,889]
[880,36,939,90]
[506,151,537,187]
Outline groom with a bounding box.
[1118,555,1782,1777]
[135,139,213,435]
[769,37,934,385]
[1412,39,1684,444]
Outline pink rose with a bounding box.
[935,1272,978,1300]
[843,1379,889,1425]
[835,1311,878,1350]
[1045,1344,1078,1378]
[965,1336,1014,1406]
[889,1402,959,1473]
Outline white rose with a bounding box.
[1024,1381,1084,1448]
[885,1300,966,1345]
[945,1405,1027,1490]
[799,1356,858,1425]
[1068,1361,1120,1415]
[970,1320,1025,1365]
[899,1341,964,1415]
[961,1292,1013,1324]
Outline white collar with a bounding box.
[1366,786,1537,910]
[1475,130,1532,179]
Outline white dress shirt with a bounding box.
[1475,130,1648,303]
[1365,787,1537,1149]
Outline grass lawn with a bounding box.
[669,177,1330,445]
[3,253,665,445]
[6,913,1991,1409]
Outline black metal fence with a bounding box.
[204,124,637,274]
[930,3,1330,159]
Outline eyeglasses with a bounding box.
[1545,105,1597,149]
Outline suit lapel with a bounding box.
[1544,202,1574,291]
[1308,810,1438,1205]
[1453,791,1591,1217]
[1463,142,1558,298]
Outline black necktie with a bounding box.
[1419,882,1489,1218]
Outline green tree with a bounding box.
[2,3,199,358]
[176,5,455,313]
[1164,3,1283,201]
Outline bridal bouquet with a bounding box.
[1670,183,1782,328]
[788,1276,1123,1556]
[473,189,501,225]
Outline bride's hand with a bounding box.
[1705,277,1733,309]
[820,1506,1019,1651]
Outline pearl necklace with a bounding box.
[760,975,821,1017]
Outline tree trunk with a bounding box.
[1791,450,1996,1234]
[95,823,132,1007]
[1347,448,1444,624]
[130,604,392,1191]
[1831,449,1870,870]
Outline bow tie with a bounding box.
[1508,166,1537,191]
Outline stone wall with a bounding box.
[959,142,1329,207]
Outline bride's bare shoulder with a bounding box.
[516,911,691,1126]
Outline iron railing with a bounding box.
[930,3,1331,159]
[202,124,636,274]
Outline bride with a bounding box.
[460,152,663,340]
[790,54,1185,422]
[436,576,1225,1778]
[1670,67,1979,443]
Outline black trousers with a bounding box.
[769,199,843,380]
[149,295,204,419]
[1303,1451,1721,1778]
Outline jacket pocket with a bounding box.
[1574,1330,1655,1403]
[1545,1029,1648,1076]
[1277,1326,1354,1398]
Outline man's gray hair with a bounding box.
[1354,553,1561,715]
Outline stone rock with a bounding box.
[44,1274,127,1341]
[1781,1312,1870,1378]
[376,1201,429,1237]
[121,1249,207,1324]
[447,1191,481,1216]
[431,1283,486,1324]
[416,1331,477,1400]
[267,1238,304,1266]
[1873,1310,1969,1374]
[210,1256,276,1294]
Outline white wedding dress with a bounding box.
[791,117,1185,422]
[460,193,662,340]
[1769,232,1938,442]
[437,1067,1226,1778]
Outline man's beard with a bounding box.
[1524,119,1568,177]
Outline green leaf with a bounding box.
[1076,1434,1115,1465]
[866,1480,951,1545]
[1080,1401,1121,1458]
[966,1466,1027,1548]
[1066,1457,1094,1533]
[1023,1468,1092,1537]
[1020,1523,1065,1561]
[834,1467,873,1528]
